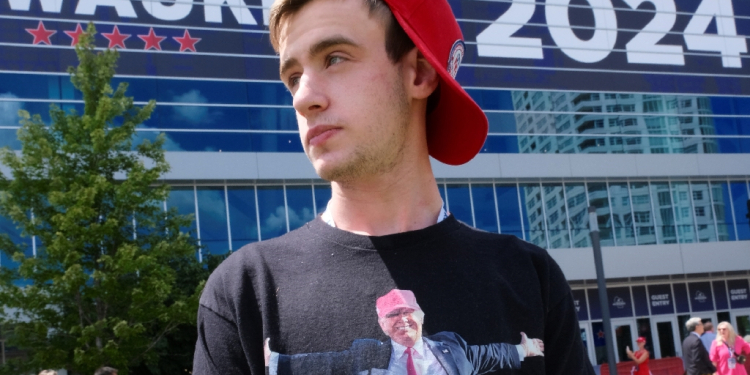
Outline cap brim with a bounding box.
[392,14,488,166]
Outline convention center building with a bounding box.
[1,0,749,367]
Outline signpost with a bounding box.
[589,206,617,375]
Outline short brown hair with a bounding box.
[268,0,415,63]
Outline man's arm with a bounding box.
[267,338,388,375]
[543,291,596,375]
[193,306,255,375]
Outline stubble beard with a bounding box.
[315,75,411,183]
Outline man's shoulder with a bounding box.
[199,221,317,313]
[453,220,548,257]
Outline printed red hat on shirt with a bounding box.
[376,289,422,318]
[382,0,489,166]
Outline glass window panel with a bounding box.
[495,184,524,239]
[156,79,249,105]
[650,182,676,244]
[730,181,750,240]
[471,184,498,233]
[227,187,259,249]
[630,182,657,245]
[167,187,197,237]
[690,182,717,243]
[542,183,570,248]
[196,187,230,255]
[0,214,31,270]
[587,183,614,246]
[520,183,546,248]
[313,185,332,217]
[565,183,590,248]
[609,183,635,246]
[286,186,315,231]
[257,186,287,240]
[671,182,696,243]
[711,182,735,241]
[0,73,62,99]
[111,77,157,103]
[446,184,473,226]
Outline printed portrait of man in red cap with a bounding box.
[262,289,544,374]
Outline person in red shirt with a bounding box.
[626,336,651,375]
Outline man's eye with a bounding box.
[288,76,300,87]
[327,56,344,67]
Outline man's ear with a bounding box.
[402,48,439,100]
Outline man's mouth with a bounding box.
[307,125,341,147]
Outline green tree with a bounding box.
[0,24,204,374]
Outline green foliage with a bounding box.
[0,24,205,375]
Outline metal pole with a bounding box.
[589,206,618,375]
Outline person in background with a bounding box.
[702,321,717,352]
[744,335,750,373]
[94,367,118,375]
[626,336,651,375]
[682,317,716,375]
[38,371,57,375]
[710,322,750,375]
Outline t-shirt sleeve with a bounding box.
[193,304,254,374]
[541,252,596,375]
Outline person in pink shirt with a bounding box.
[710,322,750,375]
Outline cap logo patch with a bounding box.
[447,39,465,79]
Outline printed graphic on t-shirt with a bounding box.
[264,289,545,374]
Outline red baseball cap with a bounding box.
[636,337,646,343]
[376,289,422,318]
[382,0,488,165]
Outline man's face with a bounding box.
[378,307,423,347]
[278,0,413,182]
[695,322,704,335]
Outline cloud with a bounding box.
[263,206,287,233]
[0,93,23,126]
[170,90,222,126]
[132,131,185,152]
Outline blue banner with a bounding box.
[2,0,750,95]
[688,282,714,312]
[647,284,674,315]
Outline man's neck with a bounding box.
[325,157,443,236]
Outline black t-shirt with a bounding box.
[193,215,594,375]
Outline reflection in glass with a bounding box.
[471,184,498,233]
[609,183,635,246]
[630,182,656,245]
[167,187,197,237]
[520,183,546,248]
[0,215,30,270]
[542,183,570,248]
[286,185,315,231]
[671,182,696,243]
[257,186,287,240]
[730,181,750,240]
[227,187,259,249]
[496,184,524,239]
[446,184,473,226]
[196,187,230,254]
[650,182,676,244]
[711,182,734,241]
[313,185,332,217]
[690,182,717,243]
[566,183,589,247]
[587,183,613,246]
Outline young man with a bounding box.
[192,0,594,374]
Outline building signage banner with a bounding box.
[647,284,674,315]
[727,279,750,309]
[572,289,588,321]
[607,286,633,318]
[688,282,714,312]
[713,280,729,310]
[1,0,750,95]
[672,283,691,313]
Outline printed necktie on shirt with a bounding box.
[405,347,417,375]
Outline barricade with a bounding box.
[599,357,684,375]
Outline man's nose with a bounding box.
[292,74,328,118]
